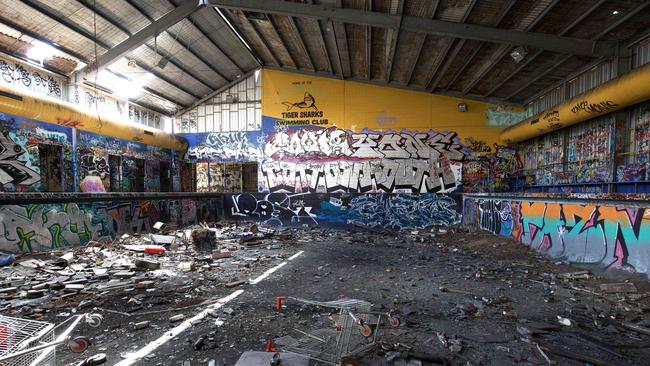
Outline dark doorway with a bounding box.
[38,144,63,192]
[160,161,171,192]
[180,162,196,192]
[121,157,145,192]
[108,155,121,192]
[242,162,258,192]
[135,159,145,191]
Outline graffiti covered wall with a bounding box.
[77,130,172,192]
[258,69,519,194]
[0,113,74,192]
[0,198,223,253]
[464,196,650,278]
[227,192,461,230]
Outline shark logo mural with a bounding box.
[282,92,318,111]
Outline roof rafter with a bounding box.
[485,0,649,98]
[384,0,404,82]
[505,55,572,100]
[20,0,202,104]
[206,0,617,57]
[461,0,578,95]
[405,1,438,85]
[426,0,477,91]
[75,0,204,74]
[117,0,232,82]
[266,15,298,69]
[286,16,316,71]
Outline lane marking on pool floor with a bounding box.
[114,250,305,365]
[249,250,304,284]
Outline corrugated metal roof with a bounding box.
[0,0,648,113]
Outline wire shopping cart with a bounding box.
[0,313,103,366]
[274,296,400,365]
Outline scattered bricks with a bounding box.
[135,259,161,271]
[135,280,155,289]
[178,262,196,272]
[191,229,217,252]
[600,282,637,293]
[193,335,206,350]
[114,271,136,278]
[212,250,232,260]
[170,314,185,322]
[31,283,48,291]
[225,280,246,288]
[134,321,150,330]
[64,284,84,292]
[26,289,46,298]
[0,287,17,294]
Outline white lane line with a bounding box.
[249,261,287,284]
[115,289,244,366]
[115,251,304,364]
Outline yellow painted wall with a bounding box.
[262,68,513,146]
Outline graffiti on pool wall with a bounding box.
[0,203,108,252]
[231,192,317,226]
[347,194,460,230]
[0,199,210,253]
[260,127,464,194]
[184,131,263,161]
[474,198,650,277]
[264,128,464,161]
[0,131,40,187]
[80,153,109,179]
[261,159,459,194]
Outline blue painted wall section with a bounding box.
[179,131,263,162]
[227,192,461,230]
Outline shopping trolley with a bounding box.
[274,296,400,365]
[0,313,103,366]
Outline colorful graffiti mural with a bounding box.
[260,127,464,194]
[0,114,74,192]
[466,197,650,278]
[346,193,460,230]
[228,192,460,230]
[0,198,219,253]
[231,192,317,226]
[181,131,263,162]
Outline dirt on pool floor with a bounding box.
[2,224,649,366]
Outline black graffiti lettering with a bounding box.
[571,100,619,114]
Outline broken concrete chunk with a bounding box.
[212,251,232,260]
[134,321,150,330]
[153,221,164,230]
[191,229,217,252]
[170,314,185,322]
[135,259,161,271]
[151,234,175,245]
[178,262,196,272]
[225,280,246,288]
[600,282,637,293]
[114,271,135,278]
[59,252,74,265]
[64,284,84,291]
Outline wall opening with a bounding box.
[242,162,258,192]
[160,161,171,192]
[38,144,63,192]
[108,155,121,192]
[180,162,196,192]
[121,157,145,192]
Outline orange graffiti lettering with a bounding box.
[56,117,84,128]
